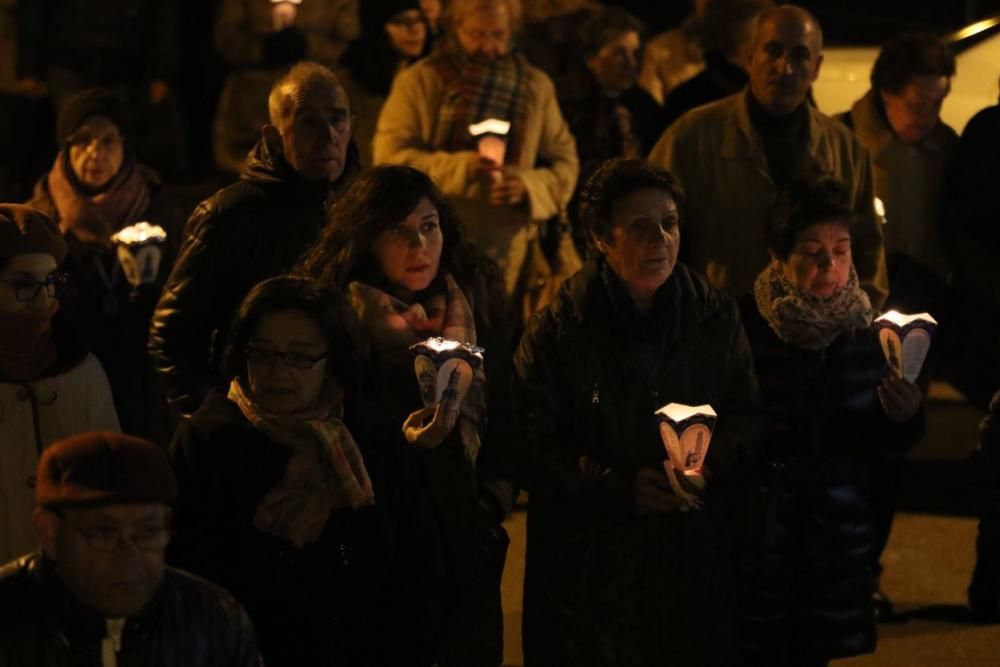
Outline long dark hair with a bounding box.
[222,275,364,399]
[296,165,504,329]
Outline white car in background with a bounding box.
[812,15,1000,133]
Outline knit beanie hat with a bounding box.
[56,88,135,152]
[361,0,423,38]
[0,204,67,267]
[36,432,178,509]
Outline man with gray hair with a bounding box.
[150,61,360,415]
[649,4,888,308]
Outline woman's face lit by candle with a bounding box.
[773,219,852,297]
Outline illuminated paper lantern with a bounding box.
[410,337,485,409]
[111,222,167,288]
[469,118,510,176]
[655,403,716,507]
[874,310,937,383]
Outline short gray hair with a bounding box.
[267,61,344,126]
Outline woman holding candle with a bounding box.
[738,177,924,667]
[513,158,761,666]
[297,164,515,667]
[26,88,183,443]
[169,275,387,666]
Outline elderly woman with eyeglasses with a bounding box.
[168,274,390,667]
[26,88,184,444]
[0,203,119,563]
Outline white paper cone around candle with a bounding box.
[111,222,167,288]
[469,119,510,179]
[874,311,938,383]
[655,403,716,507]
[410,337,485,409]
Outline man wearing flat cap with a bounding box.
[0,431,263,666]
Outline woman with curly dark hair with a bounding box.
[297,164,515,667]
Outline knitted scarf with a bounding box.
[228,378,375,549]
[753,263,874,351]
[427,37,529,165]
[47,150,151,245]
[0,301,59,382]
[347,274,486,464]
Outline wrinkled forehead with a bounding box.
[289,81,350,117]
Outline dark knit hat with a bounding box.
[36,432,178,509]
[56,88,134,151]
[0,204,67,267]
[361,0,422,38]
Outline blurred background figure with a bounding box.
[663,0,774,127]
[212,0,358,174]
[836,32,957,619]
[374,0,578,311]
[338,0,430,167]
[421,0,444,43]
[969,390,1000,622]
[15,0,184,178]
[0,204,119,563]
[637,0,708,106]
[26,88,183,446]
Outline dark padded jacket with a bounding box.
[514,258,762,667]
[737,294,926,663]
[0,553,262,666]
[148,138,360,414]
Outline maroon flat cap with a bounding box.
[0,204,67,267]
[36,432,178,509]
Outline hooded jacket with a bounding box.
[149,138,360,415]
[513,258,761,667]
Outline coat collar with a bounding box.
[848,89,953,161]
[720,90,836,177]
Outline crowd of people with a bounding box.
[2,1,1000,666]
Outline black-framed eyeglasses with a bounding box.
[245,345,328,370]
[56,513,171,554]
[0,272,69,302]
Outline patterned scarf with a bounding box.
[754,263,874,350]
[227,378,375,549]
[347,274,486,463]
[47,150,151,245]
[0,301,59,382]
[427,37,529,165]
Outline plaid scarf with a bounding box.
[754,262,874,351]
[347,274,486,463]
[427,37,529,165]
[228,378,375,549]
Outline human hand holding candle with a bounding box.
[490,170,526,206]
[404,337,484,448]
[655,403,716,510]
[878,372,922,424]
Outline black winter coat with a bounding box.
[513,259,762,667]
[168,391,390,667]
[0,553,261,666]
[737,295,925,664]
[352,273,515,667]
[149,138,360,414]
[28,164,184,445]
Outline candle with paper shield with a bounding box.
[410,337,485,409]
[655,403,717,507]
[111,222,167,288]
[873,310,937,383]
[469,119,510,182]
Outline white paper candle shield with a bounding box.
[410,337,485,408]
[469,118,510,168]
[111,222,167,288]
[655,403,716,505]
[874,311,938,383]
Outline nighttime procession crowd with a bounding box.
[2,0,1000,665]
